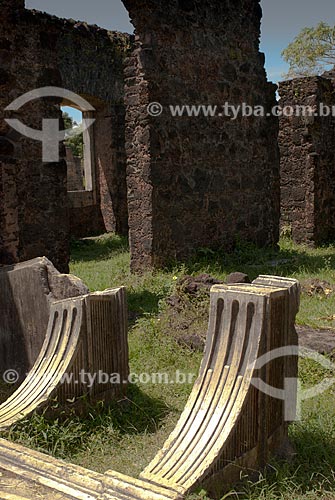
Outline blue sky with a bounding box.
[26,0,335,89]
[261,0,335,82]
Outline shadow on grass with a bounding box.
[103,384,172,435]
[289,425,335,484]
[175,241,335,281]
[231,425,335,499]
[70,234,129,263]
[70,233,335,282]
[2,385,171,460]
[128,290,163,320]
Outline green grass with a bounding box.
[2,234,335,499]
[69,234,335,328]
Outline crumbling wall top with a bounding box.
[22,8,133,43]
[1,0,25,8]
[1,0,25,17]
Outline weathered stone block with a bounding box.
[0,257,129,419]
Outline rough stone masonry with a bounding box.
[123,0,280,271]
[279,75,335,245]
[0,0,280,273]
[0,0,130,271]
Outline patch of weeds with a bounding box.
[2,233,334,496]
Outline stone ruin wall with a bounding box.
[1,0,281,273]
[0,0,69,272]
[66,147,83,191]
[123,0,280,271]
[0,0,131,271]
[51,11,131,238]
[279,76,335,245]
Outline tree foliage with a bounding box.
[62,111,84,159]
[282,22,335,78]
[62,111,73,130]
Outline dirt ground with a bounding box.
[297,325,335,358]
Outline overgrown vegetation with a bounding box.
[63,111,84,158]
[1,234,335,499]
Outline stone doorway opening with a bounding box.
[61,104,95,195]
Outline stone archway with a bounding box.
[0,0,130,271]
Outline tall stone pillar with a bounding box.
[123,0,280,271]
